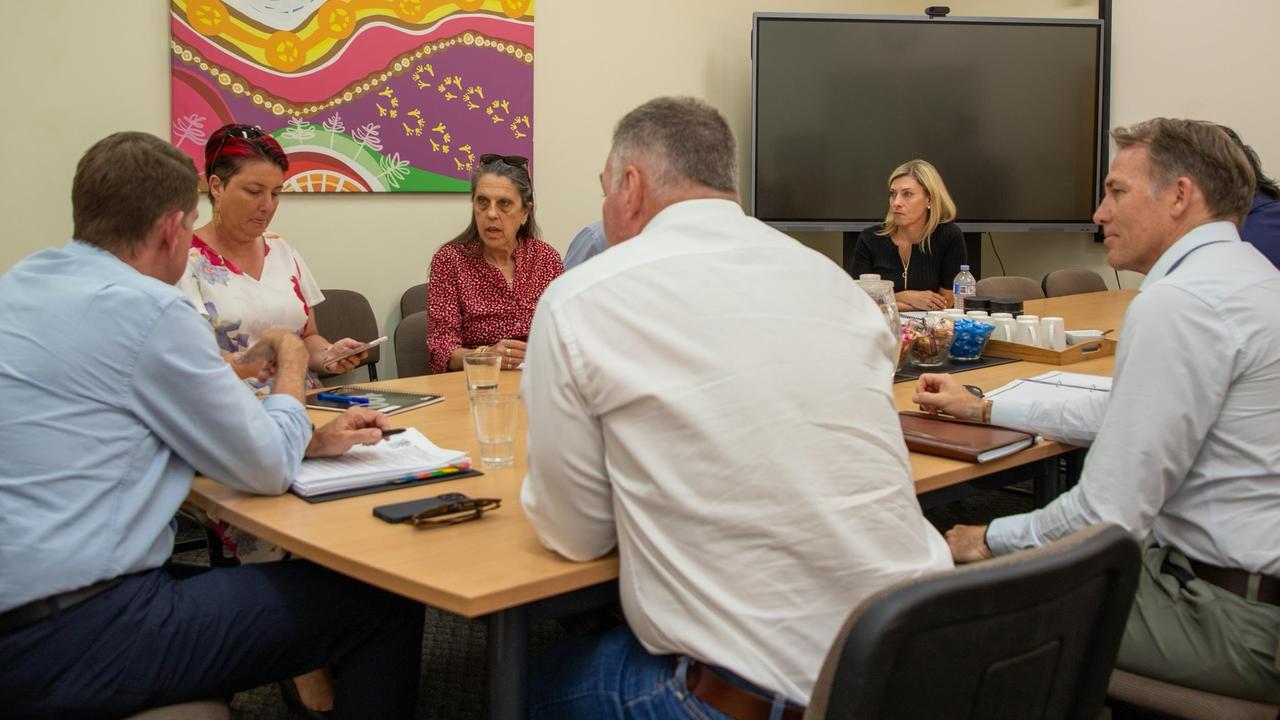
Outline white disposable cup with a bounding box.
[1040,316,1067,351]
[470,393,520,468]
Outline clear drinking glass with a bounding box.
[470,393,520,468]
[463,351,503,399]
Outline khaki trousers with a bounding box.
[1117,539,1280,704]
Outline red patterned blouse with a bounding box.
[426,237,564,373]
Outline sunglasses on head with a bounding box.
[479,153,528,168]
[208,124,265,174]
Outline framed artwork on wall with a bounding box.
[170,0,534,192]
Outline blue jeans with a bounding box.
[529,624,736,720]
[0,561,424,719]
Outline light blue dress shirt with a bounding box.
[987,223,1280,575]
[0,241,312,612]
[562,220,608,270]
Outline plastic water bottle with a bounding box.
[952,265,976,311]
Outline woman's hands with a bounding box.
[489,338,527,369]
[319,337,368,375]
[896,289,949,311]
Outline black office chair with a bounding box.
[394,310,430,377]
[400,282,428,319]
[313,288,380,381]
[805,524,1140,720]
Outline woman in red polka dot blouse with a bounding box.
[426,154,564,373]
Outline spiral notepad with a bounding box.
[305,385,444,415]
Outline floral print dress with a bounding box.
[178,232,326,393]
[177,232,326,562]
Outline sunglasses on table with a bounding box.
[411,497,502,529]
[479,153,528,168]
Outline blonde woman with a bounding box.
[846,159,966,311]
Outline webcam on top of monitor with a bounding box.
[925,6,951,18]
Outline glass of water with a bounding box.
[470,393,520,468]
[463,351,503,399]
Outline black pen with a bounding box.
[382,428,408,437]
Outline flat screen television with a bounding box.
[751,13,1106,233]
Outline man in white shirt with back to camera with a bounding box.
[519,96,953,720]
[916,118,1280,703]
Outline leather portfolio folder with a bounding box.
[899,411,1035,463]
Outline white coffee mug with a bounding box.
[991,316,1018,342]
[1020,314,1040,324]
[965,310,989,318]
[1040,316,1067,351]
[1014,317,1041,347]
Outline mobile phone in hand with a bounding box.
[326,336,388,365]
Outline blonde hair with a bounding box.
[875,159,957,254]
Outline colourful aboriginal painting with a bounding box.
[170,0,534,192]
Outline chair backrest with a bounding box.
[1042,269,1108,297]
[313,288,380,381]
[805,524,1140,720]
[400,282,428,319]
[976,275,1046,301]
[394,310,430,377]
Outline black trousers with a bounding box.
[0,560,424,719]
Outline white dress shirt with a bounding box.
[520,199,953,703]
[988,222,1280,575]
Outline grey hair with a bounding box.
[447,157,540,254]
[608,96,737,195]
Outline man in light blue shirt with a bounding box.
[562,219,608,269]
[0,132,423,718]
[915,119,1280,702]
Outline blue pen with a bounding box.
[316,392,369,405]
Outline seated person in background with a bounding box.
[1220,125,1280,268]
[521,97,953,719]
[427,153,563,373]
[0,132,423,719]
[178,123,369,392]
[845,159,966,311]
[562,219,607,269]
[915,118,1280,703]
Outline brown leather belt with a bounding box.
[685,660,804,720]
[1187,558,1280,606]
[0,576,124,635]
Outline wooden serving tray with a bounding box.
[983,336,1117,365]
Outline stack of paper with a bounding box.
[292,428,470,498]
[985,370,1111,403]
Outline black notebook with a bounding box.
[305,385,444,415]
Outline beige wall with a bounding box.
[2,1,1276,376]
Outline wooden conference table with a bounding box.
[188,289,1137,720]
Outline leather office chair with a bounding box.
[394,310,430,377]
[1042,269,1108,297]
[313,288,380,381]
[1108,669,1280,720]
[400,282,428,319]
[804,524,1140,720]
[124,700,230,720]
[975,275,1046,301]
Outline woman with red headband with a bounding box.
[178,124,359,715]
[178,124,367,393]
